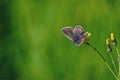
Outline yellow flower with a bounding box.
[111,33,115,41]
[88,33,91,38]
[85,32,91,42]
[110,33,117,46]
[106,38,112,52]
[106,39,110,46]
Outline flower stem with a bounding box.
[86,42,106,62]
[86,42,118,80]
[118,55,120,80]
[109,54,118,76]
[115,47,120,80]
[115,47,119,56]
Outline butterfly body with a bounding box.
[61,25,88,46]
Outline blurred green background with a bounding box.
[0,0,120,80]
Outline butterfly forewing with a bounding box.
[61,27,74,41]
[73,25,85,36]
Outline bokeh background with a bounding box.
[0,0,120,80]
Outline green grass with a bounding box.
[0,0,120,80]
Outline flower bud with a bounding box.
[106,39,112,52]
[85,32,91,42]
[110,33,117,46]
[88,33,91,37]
[106,39,110,46]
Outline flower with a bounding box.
[106,39,110,46]
[88,33,91,37]
[106,39,112,52]
[110,33,117,46]
[85,32,91,42]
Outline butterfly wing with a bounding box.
[73,25,85,43]
[73,25,88,46]
[73,25,85,36]
[61,27,74,41]
[74,38,85,46]
[74,32,88,46]
[82,32,88,39]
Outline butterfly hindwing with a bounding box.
[75,38,85,46]
[74,32,88,46]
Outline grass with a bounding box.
[0,0,120,80]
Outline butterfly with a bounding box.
[61,25,88,46]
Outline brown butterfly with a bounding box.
[61,25,88,46]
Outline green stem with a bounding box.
[115,47,120,80]
[86,43,106,62]
[118,55,120,80]
[86,43,118,80]
[105,62,118,80]
[110,54,118,76]
[115,47,119,56]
